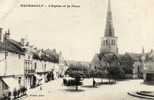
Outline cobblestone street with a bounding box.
[23,79,154,100]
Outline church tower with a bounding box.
[100,0,118,55]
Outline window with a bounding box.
[113,40,115,45]
[18,77,21,84]
[106,40,108,45]
[24,61,27,71]
[34,62,37,69]
[111,40,115,45]
[44,64,46,70]
[111,40,113,45]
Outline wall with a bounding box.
[144,61,154,72]
[6,52,24,75]
[143,61,154,82]
[0,52,5,76]
[0,79,8,99]
[0,52,24,76]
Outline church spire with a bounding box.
[104,0,115,37]
[100,0,118,55]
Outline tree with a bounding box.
[91,53,109,83]
[67,71,84,91]
[92,52,136,80]
[64,64,86,91]
[107,66,125,80]
[119,54,134,75]
[98,52,120,81]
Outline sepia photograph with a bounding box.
[0,0,154,100]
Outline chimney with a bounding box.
[4,29,10,40]
[20,38,25,46]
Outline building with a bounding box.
[58,51,68,77]
[91,0,118,69]
[0,28,26,99]
[123,53,143,79]
[24,45,62,88]
[0,77,9,99]
[0,28,67,99]
[143,61,154,83]
[100,0,118,55]
[143,50,154,83]
[22,40,36,89]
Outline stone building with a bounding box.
[100,0,118,55]
[143,50,154,83]
[0,28,67,99]
[0,28,26,99]
[92,0,119,69]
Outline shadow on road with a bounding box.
[141,82,154,86]
[82,85,98,88]
[62,88,85,92]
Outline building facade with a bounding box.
[143,50,154,83]
[143,61,154,83]
[0,28,67,99]
[0,28,26,99]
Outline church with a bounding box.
[91,0,119,68]
[100,0,118,55]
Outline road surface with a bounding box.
[24,79,154,100]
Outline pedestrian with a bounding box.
[93,79,96,87]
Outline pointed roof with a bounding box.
[104,0,115,37]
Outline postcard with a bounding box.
[0,0,153,100]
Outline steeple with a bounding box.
[100,0,118,55]
[104,0,115,37]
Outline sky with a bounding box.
[0,0,154,62]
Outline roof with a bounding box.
[0,39,25,55]
[0,38,60,63]
[104,0,115,37]
[125,53,142,61]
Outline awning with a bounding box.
[2,77,20,92]
[34,74,42,80]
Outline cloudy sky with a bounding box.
[0,0,154,61]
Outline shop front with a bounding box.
[25,74,36,89]
[144,73,154,82]
[143,61,154,83]
[2,76,27,100]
